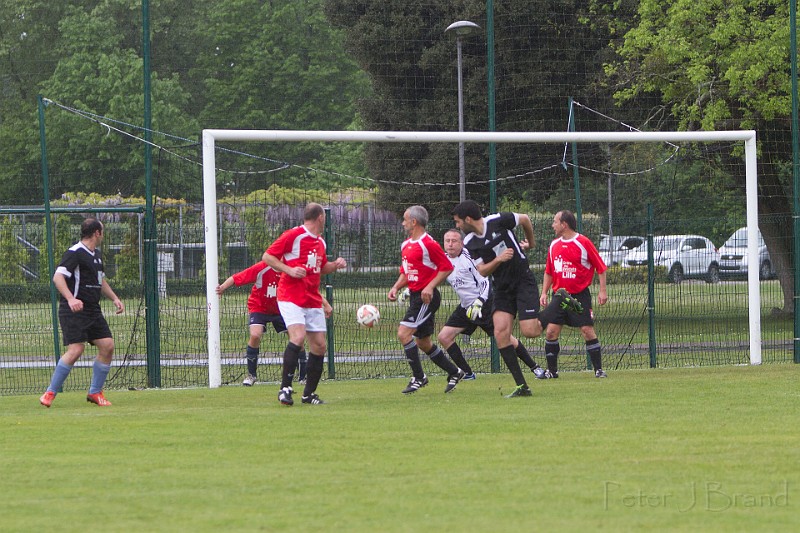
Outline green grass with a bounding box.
[2,365,799,531]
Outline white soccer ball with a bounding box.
[357,304,380,328]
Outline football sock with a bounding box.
[47,360,73,393]
[515,341,538,370]
[302,353,324,396]
[427,345,459,375]
[545,339,560,373]
[499,344,527,386]
[403,340,425,380]
[586,338,602,371]
[297,350,308,381]
[88,360,111,394]
[281,342,302,388]
[445,342,472,374]
[246,345,259,376]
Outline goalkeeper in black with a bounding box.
[436,229,545,380]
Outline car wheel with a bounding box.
[706,263,720,284]
[669,263,684,284]
[759,260,772,280]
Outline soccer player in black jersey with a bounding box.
[452,200,580,397]
[40,218,124,408]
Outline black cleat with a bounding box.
[301,393,325,404]
[505,384,533,398]
[556,288,583,314]
[278,386,294,406]
[444,369,466,393]
[401,375,429,394]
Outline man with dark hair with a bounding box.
[540,210,609,378]
[388,206,465,394]
[40,218,124,408]
[263,203,346,406]
[452,200,581,397]
[437,228,545,379]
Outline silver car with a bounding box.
[719,227,775,280]
[598,234,645,267]
[624,234,721,283]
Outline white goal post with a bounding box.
[201,129,761,388]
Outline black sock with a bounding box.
[403,340,425,379]
[297,350,308,381]
[515,341,537,370]
[428,345,459,375]
[446,343,472,374]
[303,353,324,397]
[246,345,259,376]
[281,342,302,388]
[499,345,526,386]
[545,339,560,373]
[586,338,602,371]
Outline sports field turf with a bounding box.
[2,364,798,531]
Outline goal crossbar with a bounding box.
[202,129,760,388]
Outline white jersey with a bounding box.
[446,248,491,308]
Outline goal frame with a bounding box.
[202,129,760,388]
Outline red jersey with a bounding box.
[545,234,607,294]
[231,262,281,315]
[400,232,453,292]
[266,225,327,308]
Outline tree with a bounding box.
[606,0,795,311]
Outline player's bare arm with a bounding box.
[475,247,514,278]
[540,272,554,307]
[215,276,235,296]
[597,271,609,305]
[421,269,451,304]
[516,213,536,250]
[101,278,124,314]
[263,251,306,278]
[321,257,347,275]
[53,273,83,313]
[388,273,409,301]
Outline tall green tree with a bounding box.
[606,0,795,311]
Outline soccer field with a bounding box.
[2,365,798,531]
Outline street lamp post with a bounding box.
[445,20,481,203]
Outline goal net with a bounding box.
[201,128,762,389]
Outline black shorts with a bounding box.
[400,288,441,339]
[548,288,595,328]
[59,306,113,345]
[444,303,494,337]
[492,269,540,320]
[249,312,287,334]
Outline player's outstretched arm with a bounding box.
[215,276,235,296]
[388,274,409,301]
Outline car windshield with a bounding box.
[599,236,622,252]
[723,228,764,248]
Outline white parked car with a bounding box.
[598,234,645,266]
[718,227,775,280]
[624,234,721,283]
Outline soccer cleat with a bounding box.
[86,391,112,406]
[278,386,294,406]
[462,372,477,381]
[532,367,546,379]
[401,375,429,394]
[595,369,608,378]
[301,393,325,405]
[505,384,533,398]
[444,369,466,393]
[556,288,583,314]
[40,390,56,408]
[543,369,559,379]
[242,374,257,387]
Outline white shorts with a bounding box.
[278,301,327,332]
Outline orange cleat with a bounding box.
[86,391,112,406]
[40,390,56,408]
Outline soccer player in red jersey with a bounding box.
[387,206,465,394]
[263,203,346,405]
[541,210,609,378]
[216,262,331,386]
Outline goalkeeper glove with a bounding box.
[466,298,484,321]
[398,287,410,303]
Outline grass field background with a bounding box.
[2,364,798,531]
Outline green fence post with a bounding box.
[324,208,336,378]
[647,204,657,368]
[38,95,61,367]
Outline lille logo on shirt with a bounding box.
[554,255,577,279]
[306,251,321,273]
